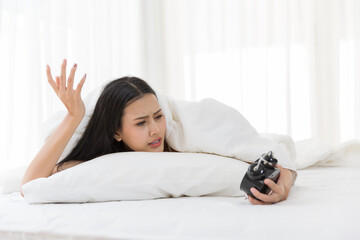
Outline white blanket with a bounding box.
[156,92,296,170]
[45,88,297,170]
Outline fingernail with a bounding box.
[264,179,269,184]
[73,63,77,68]
[84,73,87,79]
[250,188,256,194]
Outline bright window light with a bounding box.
[184,45,312,141]
[339,39,356,142]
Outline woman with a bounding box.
[21,59,296,205]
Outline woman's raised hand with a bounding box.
[46,59,86,120]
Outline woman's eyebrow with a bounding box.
[133,109,162,121]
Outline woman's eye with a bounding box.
[136,121,145,126]
[155,114,163,119]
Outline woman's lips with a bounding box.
[149,138,162,148]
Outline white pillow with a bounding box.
[21,152,248,204]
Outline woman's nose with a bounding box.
[149,119,160,136]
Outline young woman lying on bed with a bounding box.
[21,59,296,205]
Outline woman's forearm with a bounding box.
[20,60,86,198]
[21,114,83,188]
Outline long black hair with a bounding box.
[55,76,172,172]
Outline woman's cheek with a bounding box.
[161,119,167,135]
[138,126,148,137]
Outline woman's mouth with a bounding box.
[148,138,162,148]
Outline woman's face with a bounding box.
[115,93,166,152]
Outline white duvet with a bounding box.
[47,87,297,170]
[157,93,296,170]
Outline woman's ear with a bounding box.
[114,130,122,142]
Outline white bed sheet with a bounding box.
[1,165,359,240]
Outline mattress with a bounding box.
[1,165,359,240]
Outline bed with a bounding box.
[1,161,359,240]
[1,88,359,239]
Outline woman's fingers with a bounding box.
[55,76,61,90]
[67,63,77,94]
[59,59,67,94]
[75,73,87,96]
[249,179,286,204]
[250,184,283,203]
[47,60,86,100]
[248,195,271,205]
[46,65,58,93]
[264,179,283,195]
[250,188,275,203]
[247,165,293,205]
[56,76,60,88]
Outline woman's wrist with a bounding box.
[289,169,297,185]
[66,113,84,125]
[281,168,295,190]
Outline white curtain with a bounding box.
[1,0,359,170]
